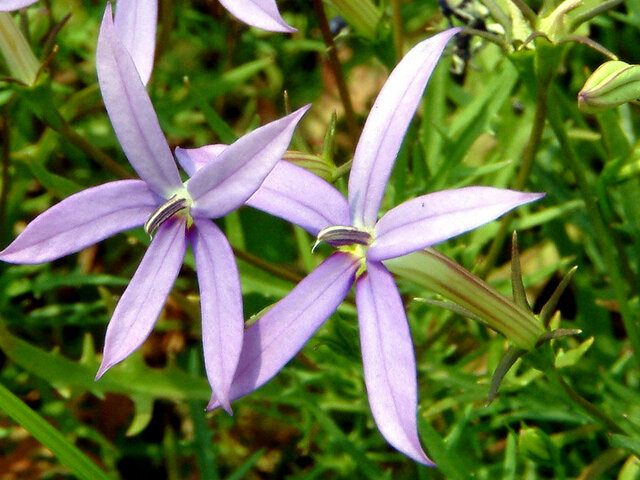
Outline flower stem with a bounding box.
[0,107,10,235]
[232,246,304,284]
[390,0,403,62]
[544,366,624,434]
[52,115,132,180]
[546,89,640,363]
[312,0,360,148]
[477,75,550,278]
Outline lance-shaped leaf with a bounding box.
[190,218,244,414]
[347,28,461,228]
[208,252,360,409]
[97,4,181,198]
[97,217,187,378]
[0,180,157,264]
[114,0,157,85]
[219,0,296,33]
[367,188,544,261]
[356,261,433,465]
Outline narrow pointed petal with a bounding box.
[188,105,310,219]
[175,144,228,177]
[96,217,187,378]
[114,0,157,85]
[208,252,360,409]
[247,161,350,236]
[0,0,38,11]
[97,4,181,198]
[356,261,433,465]
[368,187,544,261]
[190,218,244,414]
[348,29,460,228]
[0,180,158,264]
[219,0,296,33]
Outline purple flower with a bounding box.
[112,0,157,85]
[219,0,295,33]
[0,5,309,413]
[0,0,38,11]
[188,29,543,464]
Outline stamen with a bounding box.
[144,195,189,236]
[313,225,372,251]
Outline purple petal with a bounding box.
[114,0,157,85]
[188,105,310,219]
[96,216,187,378]
[0,0,38,11]
[97,4,181,198]
[175,144,228,177]
[219,0,296,33]
[348,29,460,228]
[246,161,350,236]
[208,252,360,409]
[368,188,545,261]
[356,260,433,465]
[190,218,244,414]
[0,180,158,264]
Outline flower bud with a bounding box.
[518,426,553,463]
[384,249,545,350]
[0,13,39,85]
[578,61,640,114]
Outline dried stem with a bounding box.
[312,0,359,148]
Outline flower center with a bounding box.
[144,194,191,236]
[313,225,373,252]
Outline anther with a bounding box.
[144,195,189,236]
[313,225,373,251]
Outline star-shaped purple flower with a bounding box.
[0,5,309,412]
[184,29,543,463]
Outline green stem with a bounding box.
[477,76,550,278]
[232,246,304,284]
[569,0,625,32]
[53,117,132,180]
[313,0,360,149]
[0,107,10,235]
[390,0,403,62]
[544,367,624,434]
[0,382,113,480]
[546,89,640,362]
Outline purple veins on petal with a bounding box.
[187,105,311,219]
[356,260,434,466]
[97,4,182,198]
[348,28,461,228]
[190,218,244,415]
[218,0,296,33]
[96,216,188,379]
[247,161,350,237]
[0,0,38,11]
[0,180,158,264]
[114,0,157,85]
[368,188,545,261]
[208,252,360,410]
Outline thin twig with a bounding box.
[312,0,359,148]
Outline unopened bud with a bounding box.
[518,426,553,463]
[578,61,640,114]
[0,13,39,85]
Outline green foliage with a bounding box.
[1,0,640,478]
